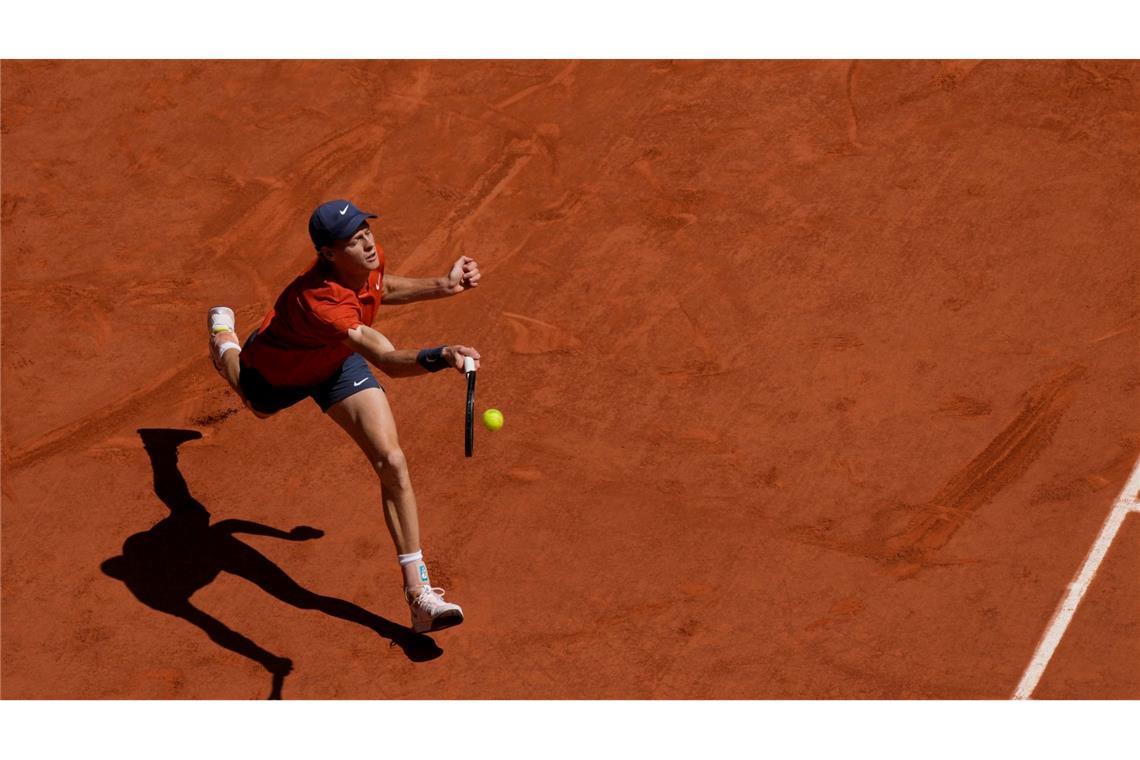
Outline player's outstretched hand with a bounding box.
[443,345,481,373]
[288,526,325,541]
[445,255,481,293]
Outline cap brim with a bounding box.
[334,212,378,240]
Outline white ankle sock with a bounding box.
[398,550,423,566]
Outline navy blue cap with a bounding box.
[308,199,378,250]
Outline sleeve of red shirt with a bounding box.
[298,290,363,342]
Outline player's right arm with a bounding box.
[343,324,480,376]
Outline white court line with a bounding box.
[1012,457,1140,699]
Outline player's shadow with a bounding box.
[101,428,440,699]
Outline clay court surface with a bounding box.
[2,60,1137,699]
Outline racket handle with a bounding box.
[463,355,475,374]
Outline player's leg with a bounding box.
[207,306,243,393]
[206,306,273,419]
[327,387,420,554]
[325,384,464,633]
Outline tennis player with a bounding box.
[207,199,481,634]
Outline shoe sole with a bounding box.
[414,610,464,634]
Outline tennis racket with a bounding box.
[464,355,476,457]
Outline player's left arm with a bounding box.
[381,255,481,304]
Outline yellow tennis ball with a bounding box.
[482,408,504,431]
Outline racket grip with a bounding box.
[463,355,475,373]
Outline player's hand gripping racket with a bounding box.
[464,355,476,457]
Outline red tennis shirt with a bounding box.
[241,257,384,387]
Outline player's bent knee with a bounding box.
[372,447,409,481]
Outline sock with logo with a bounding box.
[398,550,430,596]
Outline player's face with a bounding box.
[330,224,380,272]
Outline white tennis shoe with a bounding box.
[407,586,464,633]
[207,306,241,372]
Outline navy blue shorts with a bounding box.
[238,331,383,416]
